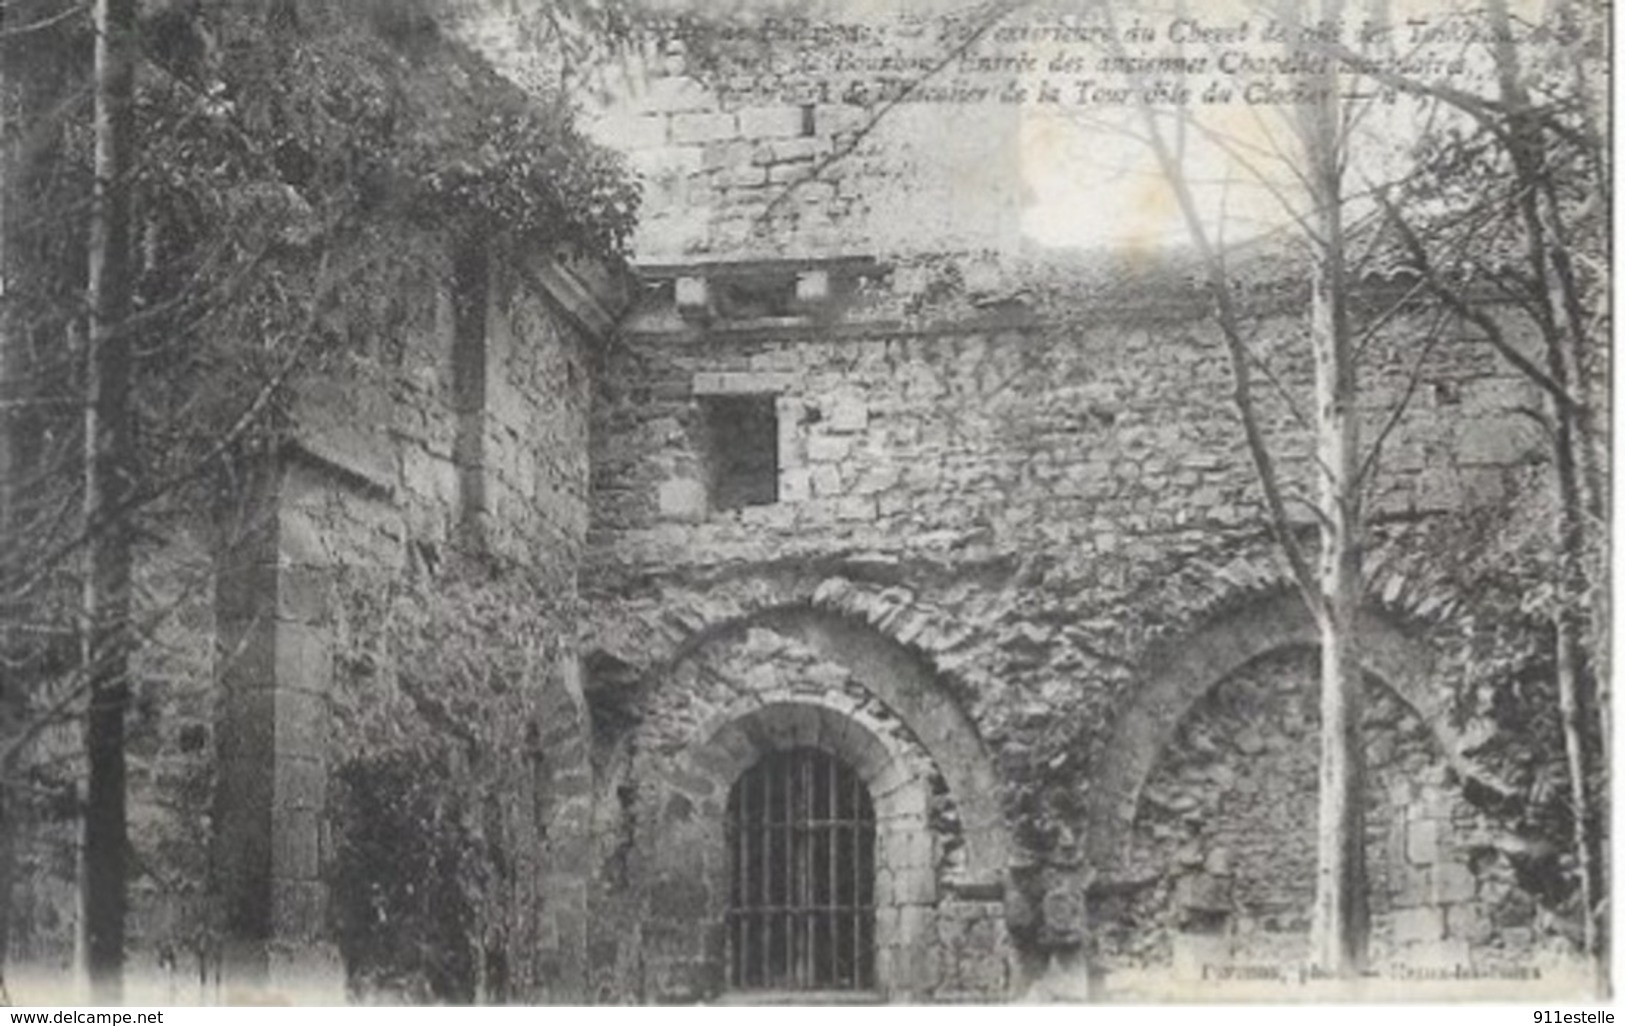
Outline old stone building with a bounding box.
[2,13,1599,1006]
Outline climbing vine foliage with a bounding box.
[329,546,573,1002]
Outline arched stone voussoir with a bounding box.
[680,698,909,794]
[1085,590,1478,882]
[594,572,975,687]
[644,581,1009,879]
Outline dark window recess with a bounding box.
[714,277,797,319]
[704,395,779,509]
[727,748,876,992]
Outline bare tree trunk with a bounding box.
[1306,215,1367,977]
[1546,301,1600,978]
[0,0,15,979]
[1480,0,1603,982]
[83,0,138,1002]
[1110,0,1369,972]
[1293,0,1367,978]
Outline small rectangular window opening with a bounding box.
[715,277,797,320]
[703,395,779,510]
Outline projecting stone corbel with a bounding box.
[675,275,711,322]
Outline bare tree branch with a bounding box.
[1355,305,1448,490]
[1098,1,1322,615]
[1377,189,1582,415]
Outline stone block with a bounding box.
[648,873,710,922]
[795,270,831,308]
[766,161,810,184]
[1461,467,1506,505]
[401,444,447,506]
[1434,861,1476,903]
[675,276,708,318]
[1406,818,1440,865]
[896,903,929,949]
[780,467,812,503]
[897,906,934,991]
[873,944,897,996]
[890,828,934,872]
[779,704,824,749]
[1413,471,1464,513]
[595,111,668,150]
[700,139,749,171]
[1458,416,1541,466]
[271,808,321,881]
[274,622,331,699]
[670,112,737,145]
[1445,902,1493,944]
[275,754,325,812]
[1175,872,1230,912]
[1390,864,1429,909]
[770,138,820,164]
[657,478,707,521]
[1041,883,1086,943]
[276,566,330,626]
[809,464,842,497]
[868,759,909,801]
[1392,906,1444,945]
[700,371,793,395]
[737,105,805,139]
[217,561,278,623]
[836,496,877,522]
[894,862,936,904]
[828,395,868,434]
[748,499,800,528]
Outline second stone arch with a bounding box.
[619,602,1014,1002]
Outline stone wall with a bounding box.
[584,608,1010,1002]
[461,16,1028,264]
[1090,646,1544,994]
[579,267,1570,999]
[582,77,1023,262]
[592,282,1540,572]
[2,228,623,1004]
[260,233,613,1001]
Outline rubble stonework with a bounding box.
[5,230,619,1003]
[569,254,1568,998]
[3,35,1597,1008]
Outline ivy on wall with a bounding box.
[328,545,574,1002]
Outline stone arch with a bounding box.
[586,572,1006,882]
[1089,644,1519,988]
[719,605,1006,882]
[1086,591,1472,881]
[639,697,940,1001]
[585,571,983,700]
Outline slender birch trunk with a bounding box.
[1481,0,1603,980]
[1291,0,1368,977]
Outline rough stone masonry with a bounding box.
[1,18,1596,1006]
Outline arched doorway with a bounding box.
[726,747,877,992]
[587,598,1014,1002]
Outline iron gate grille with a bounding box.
[725,747,876,991]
